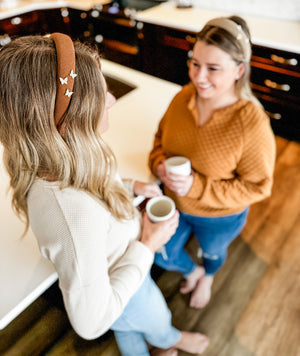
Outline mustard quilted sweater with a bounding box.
[149,83,276,217]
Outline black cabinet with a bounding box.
[251,45,300,141]
[140,23,195,85]
[0,8,71,46]
[68,6,143,70]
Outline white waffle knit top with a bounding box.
[27,178,154,340]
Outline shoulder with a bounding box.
[29,179,105,210]
[235,101,275,149]
[28,179,110,234]
[227,100,271,137]
[238,100,269,126]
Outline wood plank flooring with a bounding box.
[1,136,299,356]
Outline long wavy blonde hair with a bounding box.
[0,35,135,234]
[196,15,262,107]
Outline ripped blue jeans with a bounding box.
[154,208,249,277]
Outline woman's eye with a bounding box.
[192,61,200,68]
[209,67,218,71]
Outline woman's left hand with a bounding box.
[133,181,162,198]
[164,171,194,196]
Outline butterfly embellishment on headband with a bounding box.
[65,89,73,97]
[70,69,77,79]
[59,77,68,85]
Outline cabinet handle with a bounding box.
[103,39,138,55]
[11,17,22,25]
[0,34,11,46]
[265,111,282,120]
[264,79,290,92]
[185,35,196,44]
[91,10,100,17]
[114,18,136,27]
[270,54,298,66]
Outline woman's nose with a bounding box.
[195,67,207,81]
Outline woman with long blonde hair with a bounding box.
[0,34,209,355]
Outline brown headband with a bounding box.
[205,18,251,62]
[50,33,77,127]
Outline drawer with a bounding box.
[256,93,300,142]
[101,44,140,69]
[252,45,300,73]
[0,11,40,35]
[0,9,68,40]
[93,20,139,47]
[251,66,299,102]
[156,26,196,51]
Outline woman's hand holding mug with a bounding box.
[140,197,179,253]
[156,157,194,196]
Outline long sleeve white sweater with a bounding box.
[27,178,154,340]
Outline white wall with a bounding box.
[192,0,300,22]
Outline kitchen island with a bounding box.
[0,0,299,330]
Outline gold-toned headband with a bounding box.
[205,18,251,62]
[50,33,77,127]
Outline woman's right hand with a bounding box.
[156,161,194,196]
[140,210,179,253]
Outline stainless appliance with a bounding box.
[112,0,167,11]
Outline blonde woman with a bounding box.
[149,16,276,309]
[0,34,209,355]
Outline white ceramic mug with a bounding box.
[176,0,193,8]
[165,156,191,180]
[146,196,176,223]
[146,196,175,260]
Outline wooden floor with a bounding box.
[1,136,300,356]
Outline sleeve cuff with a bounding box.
[123,240,154,275]
[151,155,166,176]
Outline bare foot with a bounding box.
[179,266,205,294]
[190,275,214,309]
[175,331,209,354]
[150,347,178,356]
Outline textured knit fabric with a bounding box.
[149,83,276,217]
[27,178,154,340]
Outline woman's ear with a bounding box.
[236,62,246,80]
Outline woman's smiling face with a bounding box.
[188,40,244,103]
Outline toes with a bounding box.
[199,335,210,353]
[179,280,191,294]
[189,276,213,309]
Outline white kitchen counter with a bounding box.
[101,61,180,182]
[0,0,110,18]
[136,2,300,53]
[0,59,180,330]
[0,1,299,53]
